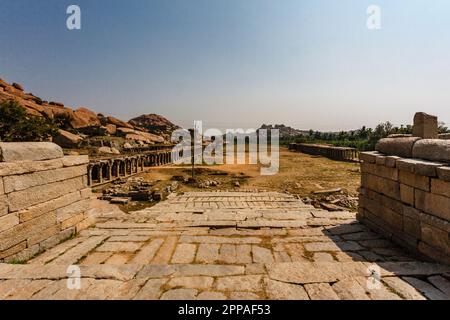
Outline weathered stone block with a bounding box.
[359,151,380,163]
[412,112,438,139]
[360,195,403,230]
[415,189,450,221]
[361,162,398,181]
[0,177,4,195]
[403,205,421,220]
[0,241,27,260]
[361,214,390,238]
[419,212,450,234]
[391,232,419,252]
[421,223,449,255]
[375,137,421,158]
[18,191,81,223]
[400,184,415,206]
[402,205,421,238]
[27,225,60,247]
[0,211,56,251]
[4,244,40,263]
[56,199,90,222]
[412,139,450,163]
[365,188,403,213]
[361,173,400,200]
[431,179,450,198]
[396,159,418,173]
[60,212,85,230]
[399,170,430,192]
[404,215,421,239]
[385,156,401,168]
[75,216,95,232]
[437,166,450,182]
[0,158,63,176]
[80,188,92,199]
[0,142,63,162]
[3,165,87,193]
[39,227,76,251]
[414,160,444,177]
[0,213,19,233]
[0,194,7,217]
[418,241,450,265]
[375,155,386,166]
[7,176,85,212]
[62,155,89,167]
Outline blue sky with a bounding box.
[1,0,450,131]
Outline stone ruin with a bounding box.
[1,113,449,266]
[358,112,450,265]
[0,142,94,262]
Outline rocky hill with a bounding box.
[129,114,180,140]
[259,124,308,139]
[0,78,179,152]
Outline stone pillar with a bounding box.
[87,166,93,186]
[413,112,438,139]
[98,164,103,184]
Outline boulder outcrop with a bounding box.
[71,107,102,129]
[53,130,83,148]
[0,78,177,149]
[129,114,180,136]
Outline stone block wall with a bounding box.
[358,147,450,265]
[0,142,94,263]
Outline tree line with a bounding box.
[282,121,449,151]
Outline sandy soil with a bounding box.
[137,147,361,197]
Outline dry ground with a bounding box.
[138,147,360,196]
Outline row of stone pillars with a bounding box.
[289,143,359,162]
[87,151,172,186]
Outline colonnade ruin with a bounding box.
[289,143,359,162]
[87,149,173,186]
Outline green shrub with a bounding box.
[0,100,58,142]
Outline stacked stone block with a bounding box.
[358,112,450,265]
[0,142,94,262]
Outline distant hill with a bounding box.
[258,124,308,139]
[0,77,178,148]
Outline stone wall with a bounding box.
[0,142,94,263]
[358,112,450,265]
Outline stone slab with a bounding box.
[7,176,86,212]
[0,142,63,162]
[3,165,86,193]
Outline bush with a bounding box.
[0,100,58,142]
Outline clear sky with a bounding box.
[1,0,450,131]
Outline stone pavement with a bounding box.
[1,192,449,300]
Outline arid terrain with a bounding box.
[96,148,361,213]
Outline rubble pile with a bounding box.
[100,177,178,205]
[302,190,358,211]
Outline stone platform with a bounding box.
[1,192,449,300]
